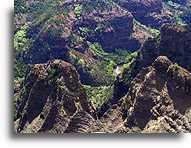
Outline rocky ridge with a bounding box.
[15,60,95,133]
[14,0,191,134]
[120,56,191,132]
[15,55,191,133]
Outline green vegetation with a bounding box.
[14,59,27,80]
[171,63,180,72]
[70,34,85,48]
[81,0,113,14]
[148,28,160,37]
[28,0,67,20]
[112,49,137,64]
[164,0,191,25]
[74,4,83,18]
[88,42,108,57]
[133,19,160,37]
[14,24,31,52]
[70,40,139,85]
[106,60,115,75]
[47,68,57,79]
[79,27,94,37]
[86,41,138,83]
[92,61,115,81]
[122,52,137,69]
[13,0,140,88]
[95,24,105,33]
[121,63,136,84]
[14,0,27,14]
[69,49,86,66]
[83,85,113,108]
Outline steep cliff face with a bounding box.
[117,0,163,15]
[63,56,191,133]
[94,24,191,133]
[159,24,191,71]
[122,24,191,85]
[14,35,191,134]
[72,2,136,52]
[116,0,174,28]
[14,1,191,134]
[17,0,152,87]
[96,24,191,119]
[15,60,95,133]
[21,0,141,64]
[120,56,191,132]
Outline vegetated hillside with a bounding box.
[14,0,191,133]
[163,0,191,25]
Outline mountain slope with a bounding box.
[14,1,191,133]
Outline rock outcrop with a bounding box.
[18,0,154,87]
[21,0,136,64]
[84,56,191,133]
[14,1,191,134]
[120,56,191,133]
[121,24,191,86]
[19,0,158,65]
[68,0,145,52]
[15,56,191,133]
[15,60,95,133]
[159,24,191,71]
[64,111,95,133]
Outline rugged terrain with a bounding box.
[14,0,191,133]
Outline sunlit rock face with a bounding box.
[15,60,95,133]
[119,56,191,132]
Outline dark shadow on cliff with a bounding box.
[8,9,182,140]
